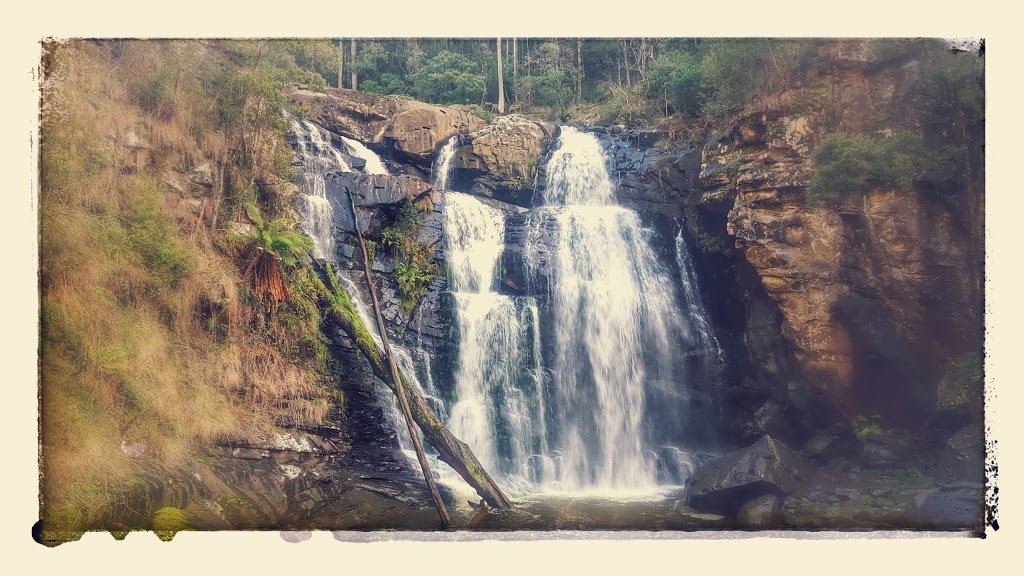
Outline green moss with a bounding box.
[853,415,883,439]
[152,507,192,542]
[216,494,248,508]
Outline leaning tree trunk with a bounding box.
[316,264,513,509]
[345,192,451,525]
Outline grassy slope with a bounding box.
[39,40,334,529]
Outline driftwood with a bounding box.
[345,190,451,526]
[316,263,513,510]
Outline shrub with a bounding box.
[853,415,883,439]
[361,72,409,96]
[462,104,494,123]
[152,507,192,541]
[807,133,953,203]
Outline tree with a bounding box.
[496,38,505,114]
[342,38,350,88]
[350,38,357,91]
[231,204,313,302]
[410,50,485,104]
[649,52,706,116]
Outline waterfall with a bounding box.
[441,192,543,492]
[433,137,458,192]
[289,115,349,260]
[340,135,390,175]
[291,120,723,502]
[674,227,725,448]
[433,137,544,493]
[675,228,724,364]
[525,127,689,491]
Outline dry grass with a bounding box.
[39,40,332,527]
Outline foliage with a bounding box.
[696,232,732,256]
[119,179,195,287]
[394,262,434,313]
[519,42,575,117]
[701,39,769,114]
[807,133,955,203]
[396,198,425,228]
[38,41,334,530]
[917,40,985,129]
[227,204,313,302]
[462,104,494,123]
[649,52,706,116]
[362,72,409,96]
[853,415,883,439]
[243,204,314,268]
[375,199,438,313]
[411,50,486,105]
[380,226,403,250]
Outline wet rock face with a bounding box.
[325,171,436,238]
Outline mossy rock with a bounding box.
[152,507,193,542]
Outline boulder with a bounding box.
[912,482,985,530]
[737,494,782,527]
[386,105,485,162]
[937,424,985,483]
[187,161,214,188]
[451,115,558,206]
[686,435,809,515]
[859,434,912,468]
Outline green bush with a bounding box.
[362,72,410,96]
[807,133,952,203]
[649,52,706,116]
[462,104,494,123]
[396,198,425,228]
[152,507,192,542]
[853,415,883,439]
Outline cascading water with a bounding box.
[340,135,390,175]
[289,115,349,259]
[441,192,544,492]
[523,127,690,491]
[673,227,725,449]
[433,139,544,493]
